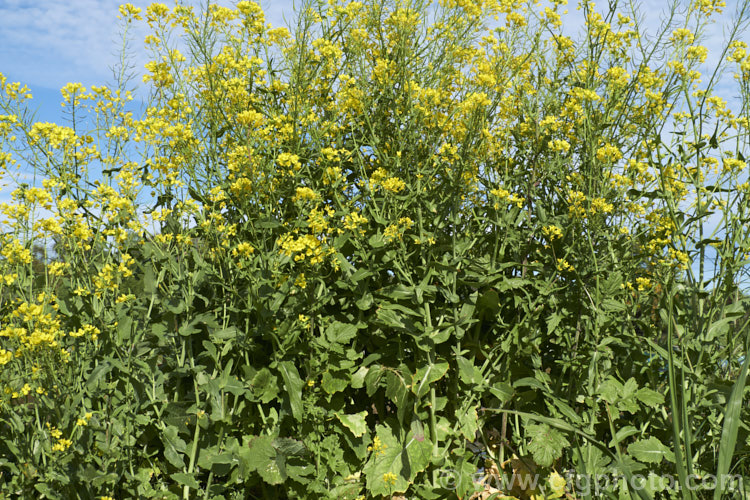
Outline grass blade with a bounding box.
[713,347,750,500]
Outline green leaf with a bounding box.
[363,424,432,496]
[598,377,622,404]
[456,356,482,385]
[356,292,374,310]
[489,383,514,404]
[627,437,674,464]
[241,435,275,470]
[641,472,672,496]
[546,312,563,334]
[197,447,234,471]
[635,387,664,408]
[457,406,479,440]
[239,435,286,484]
[336,411,368,437]
[213,326,238,341]
[250,368,279,403]
[278,361,304,421]
[116,315,133,343]
[326,321,359,344]
[273,437,306,457]
[322,371,349,395]
[377,307,406,329]
[608,426,639,448]
[411,361,449,397]
[714,349,750,500]
[351,366,368,389]
[601,298,626,312]
[526,423,569,467]
[162,426,187,469]
[171,473,200,490]
[86,362,113,391]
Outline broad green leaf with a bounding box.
[86,362,113,391]
[457,406,479,440]
[326,321,359,344]
[489,383,514,404]
[351,366,368,388]
[116,315,133,343]
[336,411,368,437]
[239,435,276,474]
[546,312,563,334]
[639,472,671,496]
[356,292,374,310]
[278,361,304,421]
[162,426,187,469]
[526,423,569,467]
[213,326,238,341]
[627,437,674,464]
[250,368,279,403]
[411,361,449,397]
[602,298,626,312]
[363,424,432,496]
[608,426,639,448]
[456,356,482,385]
[322,371,349,395]
[377,307,405,329]
[171,473,199,490]
[598,377,622,404]
[273,437,306,457]
[635,387,664,408]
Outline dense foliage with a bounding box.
[1,0,750,498]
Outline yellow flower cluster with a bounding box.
[343,211,368,236]
[277,233,328,265]
[556,259,574,272]
[490,187,525,209]
[367,436,387,456]
[369,168,407,194]
[384,217,414,242]
[293,187,318,203]
[542,225,563,243]
[383,472,397,486]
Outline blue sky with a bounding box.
[0,0,294,123]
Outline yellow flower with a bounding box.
[556,259,574,272]
[636,277,652,291]
[0,349,13,365]
[292,187,318,203]
[382,472,397,486]
[343,211,368,235]
[232,242,255,257]
[294,273,307,289]
[548,471,566,498]
[52,438,72,452]
[596,143,622,163]
[384,217,414,242]
[542,225,563,242]
[380,176,406,193]
[367,436,387,456]
[118,3,142,21]
[548,139,570,153]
